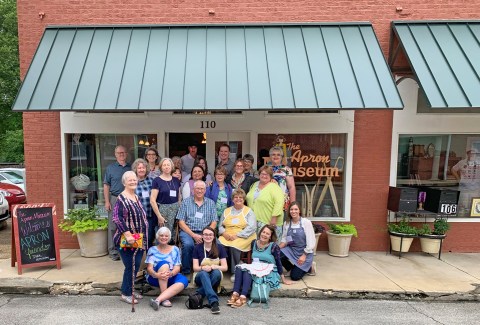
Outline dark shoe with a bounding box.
[110,255,120,261]
[211,301,220,314]
[149,298,159,311]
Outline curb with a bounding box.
[1,279,479,302]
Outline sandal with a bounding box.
[120,294,138,304]
[133,292,143,300]
[161,299,172,307]
[231,296,247,308]
[149,298,160,311]
[227,292,239,305]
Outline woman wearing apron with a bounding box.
[192,226,228,314]
[218,188,257,281]
[227,224,290,308]
[279,201,316,282]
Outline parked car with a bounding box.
[0,192,9,230]
[0,183,27,218]
[0,171,25,192]
[0,168,25,179]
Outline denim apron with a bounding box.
[280,220,313,272]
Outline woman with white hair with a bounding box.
[132,158,155,248]
[146,227,188,310]
[112,171,148,304]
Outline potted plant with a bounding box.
[326,223,357,257]
[418,218,450,255]
[388,218,418,253]
[59,208,109,257]
[312,223,325,256]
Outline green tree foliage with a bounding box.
[0,129,23,162]
[0,0,22,162]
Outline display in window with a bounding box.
[258,134,346,218]
[469,198,480,217]
[452,149,480,217]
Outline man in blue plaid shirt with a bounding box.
[132,158,154,247]
[176,180,217,276]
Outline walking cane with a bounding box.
[131,248,139,312]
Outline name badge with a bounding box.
[170,190,177,197]
[231,218,239,225]
[293,229,297,234]
[286,235,294,245]
[252,257,260,263]
[142,191,149,198]
[220,197,228,204]
[195,212,204,219]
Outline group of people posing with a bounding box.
[104,143,317,314]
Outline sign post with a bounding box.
[11,203,61,275]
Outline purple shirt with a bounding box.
[152,177,181,204]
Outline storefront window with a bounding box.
[396,134,480,217]
[258,134,347,219]
[66,133,157,211]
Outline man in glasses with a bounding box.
[176,180,217,278]
[103,145,131,261]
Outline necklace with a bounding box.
[257,240,268,249]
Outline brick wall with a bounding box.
[17,0,480,251]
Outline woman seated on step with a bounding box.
[146,227,189,310]
[227,224,290,308]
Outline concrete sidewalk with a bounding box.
[0,250,479,301]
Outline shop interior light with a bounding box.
[145,141,150,146]
[138,139,145,145]
[201,133,207,144]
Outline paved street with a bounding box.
[0,295,478,325]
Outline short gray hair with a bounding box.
[132,158,150,174]
[159,158,174,174]
[269,146,284,157]
[155,227,172,241]
[121,171,137,185]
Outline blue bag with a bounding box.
[248,276,271,308]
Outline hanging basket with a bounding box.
[71,174,91,191]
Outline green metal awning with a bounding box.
[13,24,402,111]
[390,21,480,109]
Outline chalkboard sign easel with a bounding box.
[12,203,61,275]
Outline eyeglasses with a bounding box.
[260,172,269,176]
[271,153,282,157]
[116,152,127,155]
[194,187,206,191]
[202,233,214,237]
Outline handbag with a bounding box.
[120,233,143,250]
[248,276,271,309]
[185,292,204,309]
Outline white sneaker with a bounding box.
[230,275,235,282]
[307,261,316,276]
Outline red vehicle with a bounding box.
[0,183,27,228]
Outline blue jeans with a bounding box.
[179,230,200,274]
[147,217,157,249]
[194,270,222,305]
[233,267,252,297]
[118,247,143,296]
[280,252,307,281]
